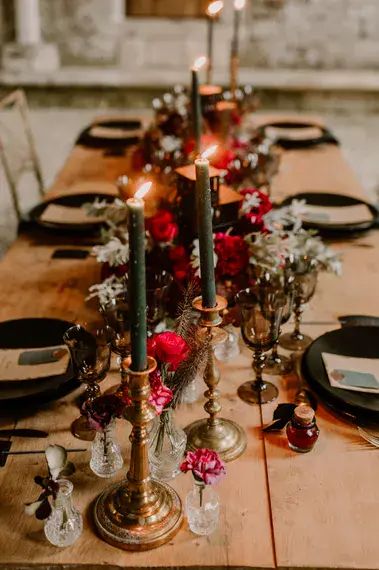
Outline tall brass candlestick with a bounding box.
[185,296,247,462]
[94,183,183,551]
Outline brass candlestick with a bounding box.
[94,356,183,551]
[185,295,246,462]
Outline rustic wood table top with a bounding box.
[0,113,378,569]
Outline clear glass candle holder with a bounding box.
[90,419,124,478]
[185,482,220,536]
[44,479,83,547]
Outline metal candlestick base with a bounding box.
[185,295,246,463]
[94,357,183,551]
[237,380,278,405]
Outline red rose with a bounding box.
[83,394,125,431]
[147,210,178,244]
[214,232,249,277]
[180,448,226,485]
[147,331,189,371]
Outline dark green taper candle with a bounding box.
[191,58,204,155]
[195,156,217,308]
[126,183,151,372]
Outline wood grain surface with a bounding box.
[0,113,377,569]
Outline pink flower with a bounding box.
[147,331,189,371]
[120,369,173,415]
[148,369,173,414]
[180,448,226,485]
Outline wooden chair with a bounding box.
[0,89,44,220]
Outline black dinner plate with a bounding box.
[76,119,142,148]
[257,120,339,149]
[26,192,114,234]
[0,318,79,406]
[281,192,378,236]
[302,326,379,422]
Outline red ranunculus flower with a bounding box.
[180,448,226,485]
[147,210,178,244]
[214,232,249,277]
[147,331,189,371]
[168,245,192,283]
[83,394,125,431]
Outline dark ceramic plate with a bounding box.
[281,192,378,236]
[27,192,113,234]
[0,318,78,405]
[258,120,339,149]
[302,326,379,422]
[76,119,142,148]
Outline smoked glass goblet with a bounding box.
[279,258,318,352]
[236,284,286,405]
[63,324,112,440]
[264,272,295,375]
[146,269,173,332]
[100,293,131,367]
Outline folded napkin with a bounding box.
[322,352,379,394]
[40,204,103,225]
[0,345,69,382]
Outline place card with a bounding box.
[302,203,373,226]
[322,352,379,394]
[0,345,70,382]
[39,204,104,225]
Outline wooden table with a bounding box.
[0,113,378,569]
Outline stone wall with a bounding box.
[243,0,379,69]
[27,0,379,71]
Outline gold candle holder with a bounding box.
[94,356,183,551]
[185,295,246,462]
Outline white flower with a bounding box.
[160,135,182,153]
[87,275,125,305]
[190,238,218,277]
[45,445,69,481]
[240,192,261,215]
[91,236,129,267]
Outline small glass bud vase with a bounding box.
[90,419,124,478]
[44,479,83,547]
[148,408,187,481]
[185,482,220,536]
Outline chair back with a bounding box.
[0,89,44,220]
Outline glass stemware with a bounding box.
[279,259,318,352]
[236,283,286,405]
[63,324,112,441]
[264,272,295,375]
[100,293,131,376]
[146,269,173,333]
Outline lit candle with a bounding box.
[195,146,218,308]
[191,56,206,155]
[206,1,224,85]
[126,181,151,372]
[231,0,246,97]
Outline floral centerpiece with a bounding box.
[180,448,226,536]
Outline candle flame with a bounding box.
[201,145,218,160]
[234,0,245,10]
[207,0,223,17]
[192,55,207,71]
[134,181,152,200]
